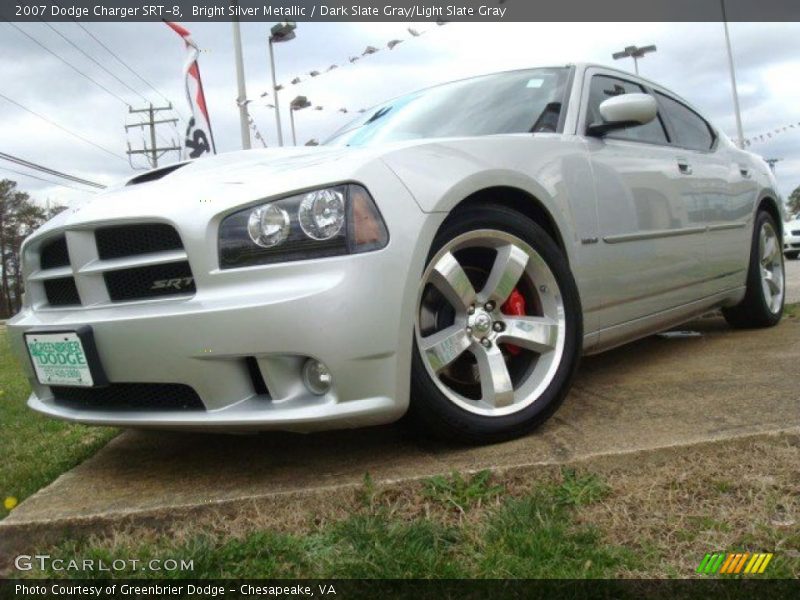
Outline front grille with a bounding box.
[104,262,195,302]
[43,277,80,306]
[51,383,204,411]
[792,230,800,236]
[95,223,184,260]
[40,236,69,269]
[30,222,195,308]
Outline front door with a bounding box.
[581,69,708,329]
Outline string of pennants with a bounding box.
[260,22,448,97]
[743,121,799,147]
[241,98,368,147]
[246,111,268,148]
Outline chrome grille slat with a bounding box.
[28,266,73,281]
[78,249,188,274]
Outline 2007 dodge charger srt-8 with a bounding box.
[8,64,785,443]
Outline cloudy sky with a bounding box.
[1,20,798,207]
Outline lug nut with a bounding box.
[493,322,504,332]
[468,305,475,315]
[485,301,495,311]
[481,338,492,348]
[466,326,473,334]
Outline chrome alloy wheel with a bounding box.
[415,230,566,417]
[759,221,784,314]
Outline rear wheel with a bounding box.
[722,210,784,328]
[410,205,582,444]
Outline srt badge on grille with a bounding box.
[151,277,194,291]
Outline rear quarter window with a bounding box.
[656,92,715,151]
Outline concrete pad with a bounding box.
[2,315,799,558]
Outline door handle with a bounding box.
[677,159,692,175]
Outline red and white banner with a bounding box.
[165,21,216,159]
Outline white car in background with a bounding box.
[7,64,786,443]
[784,217,800,259]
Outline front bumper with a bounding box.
[7,171,440,432]
[784,234,800,253]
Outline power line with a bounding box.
[39,21,150,104]
[35,22,179,149]
[73,21,185,121]
[5,21,132,107]
[0,91,127,162]
[0,166,99,194]
[0,152,106,189]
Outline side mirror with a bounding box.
[587,93,658,136]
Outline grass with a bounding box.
[31,468,637,579]
[0,327,117,519]
[783,302,800,320]
[16,433,798,580]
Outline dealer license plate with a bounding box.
[25,331,94,387]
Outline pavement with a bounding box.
[785,257,800,304]
[2,312,799,563]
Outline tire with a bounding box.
[722,210,785,329]
[410,204,582,444]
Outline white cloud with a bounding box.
[1,21,798,205]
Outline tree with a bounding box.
[788,185,800,217]
[0,179,63,317]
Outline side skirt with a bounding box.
[581,287,746,356]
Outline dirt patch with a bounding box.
[576,433,800,577]
[5,431,797,579]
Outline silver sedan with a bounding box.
[8,63,785,443]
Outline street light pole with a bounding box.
[721,0,745,149]
[267,39,283,146]
[289,95,311,146]
[267,22,297,148]
[612,44,657,75]
[231,1,251,150]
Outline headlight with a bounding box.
[219,184,388,269]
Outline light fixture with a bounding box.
[302,359,332,395]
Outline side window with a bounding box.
[585,75,668,145]
[656,93,715,151]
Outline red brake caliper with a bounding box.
[501,288,526,356]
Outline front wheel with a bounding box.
[410,205,582,444]
[722,210,784,328]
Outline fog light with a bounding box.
[302,358,332,395]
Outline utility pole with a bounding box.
[231,0,251,149]
[765,158,781,173]
[125,103,180,168]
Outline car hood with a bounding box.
[30,132,564,241]
[30,145,408,239]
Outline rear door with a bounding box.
[654,91,755,295]
[580,68,707,329]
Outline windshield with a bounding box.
[324,67,570,147]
